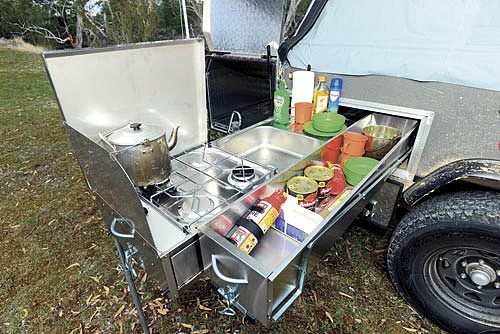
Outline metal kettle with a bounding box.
[100,122,179,187]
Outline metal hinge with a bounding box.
[116,243,143,279]
[217,285,240,316]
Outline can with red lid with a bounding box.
[286,176,318,210]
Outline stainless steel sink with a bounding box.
[213,126,322,172]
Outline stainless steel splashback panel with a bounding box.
[203,0,285,56]
[43,39,207,156]
[65,124,153,246]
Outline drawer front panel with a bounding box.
[200,231,271,325]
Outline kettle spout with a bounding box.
[167,125,180,150]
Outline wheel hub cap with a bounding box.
[466,262,497,286]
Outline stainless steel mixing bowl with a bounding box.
[362,125,402,159]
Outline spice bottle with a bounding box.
[312,75,329,114]
[227,190,287,254]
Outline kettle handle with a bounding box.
[99,132,117,152]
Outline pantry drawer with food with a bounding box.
[200,106,427,325]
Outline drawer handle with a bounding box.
[110,218,136,239]
[211,255,248,285]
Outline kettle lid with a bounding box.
[107,122,165,146]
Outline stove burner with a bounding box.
[178,196,215,223]
[228,165,257,190]
[231,165,255,182]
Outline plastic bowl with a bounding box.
[344,157,379,177]
[345,173,365,186]
[312,112,346,132]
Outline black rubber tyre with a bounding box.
[388,191,500,334]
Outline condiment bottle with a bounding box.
[273,80,290,125]
[312,75,329,114]
[327,78,343,112]
[227,190,287,254]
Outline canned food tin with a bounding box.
[304,166,334,201]
[286,176,318,210]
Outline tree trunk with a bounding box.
[75,11,83,48]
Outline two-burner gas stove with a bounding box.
[140,146,275,232]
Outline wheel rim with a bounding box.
[424,247,500,326]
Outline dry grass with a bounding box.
[0,49,444,334]
[0,37,45,54]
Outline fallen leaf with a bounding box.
[102,286,110,296]
[338,291,353,299]
[65,263,80,271]
[89,275,101,284]
[198,304,211,312]
[157,308,167,315]
[402,327,418,333]
[192,330,209,334]
[181,323,193,329]
[325,311,333,323]
[197,297,211,311]
[346,245,352,260]
[69,326,80,334]
[114,305,125,318]
[311,290,318,303]
[140,272,147,284]
[91,294,101,303]
[85,293,93,305]
[21,309,28,318]
[89,309,99,322]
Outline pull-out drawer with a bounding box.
[199,112,418,325]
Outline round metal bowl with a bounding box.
[362,125,402,160]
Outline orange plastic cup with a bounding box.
[325,135,343,150]
[342,132,368,156]
[321,146,341,164]
[294,102,313,124]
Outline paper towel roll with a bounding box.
[291,70,315,117]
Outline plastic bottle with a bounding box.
[227,190,287,254]
[327,78,343,112]
[273,80,290,125]
[312,76,329,114]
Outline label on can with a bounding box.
[304,166,334,202]
[246,200,279,234]
[287,176,318,210]
[317,181,331,201]
[228,225,258,254]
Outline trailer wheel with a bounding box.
[387,191,500,334]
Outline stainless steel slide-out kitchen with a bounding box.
[42,39,433,329]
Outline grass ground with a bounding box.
[0,49,444,334]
